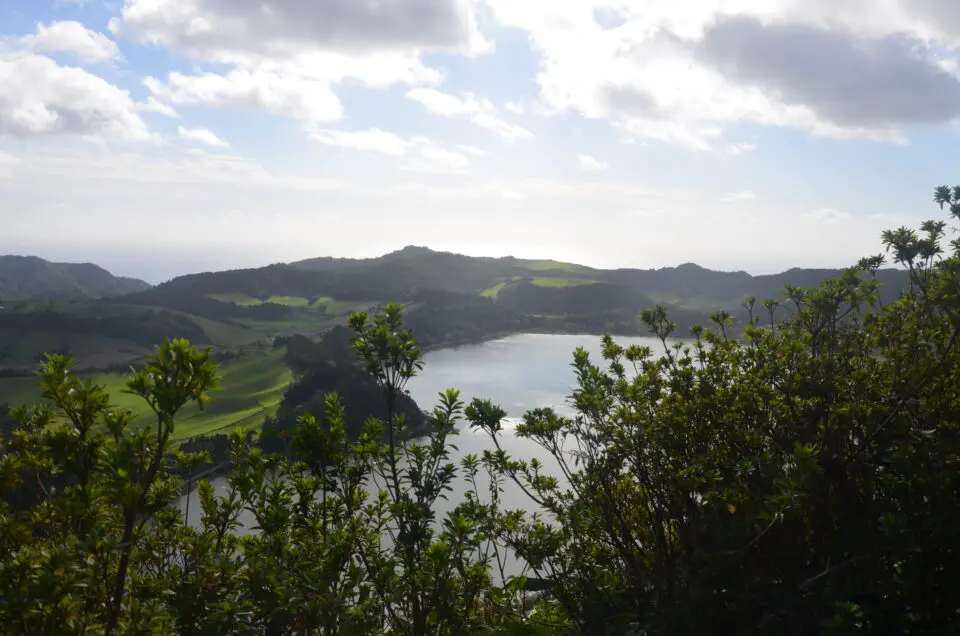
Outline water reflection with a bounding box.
[182,333,670,540]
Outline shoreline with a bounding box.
[0,324,664,379]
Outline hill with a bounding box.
[142,245,908,313]
[0,246,911,374]
[0,255,150,301]
[0,246,912,442]
[98,244,910,367]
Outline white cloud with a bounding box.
[117,0,487,62]
[457,144,487,156]
[307,127,472,173]
[482,0,960,147]
[624,208,664,219]
[406,88,533,141]
[177,125,229,147]
[0,151,19,179]
[123,0,464,134]
[18,21,120,63]
[806,207,852,221]
[10,145,344,191]
[136,96,179,118]
[409,141,471,173]
[145,67,343,122]
[306,128,410,155]
[3,0,946,278]
[469,113,533,142]
[695,16,960,129]
[143,52,443,127]
[1,139,927,278]
[406,87,489,116]
[728,141,758,156]
[578,154,606,171]
[504,100,525,114]
[721,190,758,203]
[0,52,153,141]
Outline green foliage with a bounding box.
[529,277,599,288]
[208,293,334,310]
[268,326,430,446]
[130,244,909,343]
[1,348,291,440]
[1,187,959,634]
[0,305,533,634]
[465,187,960,634]
[3,239,911,377]
[497,280,652,317]
[480,282,509,298]
[0,339,219,634]
[0,306,213,371]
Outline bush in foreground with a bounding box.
[1,188,960,634]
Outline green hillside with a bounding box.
[523,259,596,274]
[2,246,911,370]
[0,291,358,372]
[480,282,509,298]
[0,347,291,440]
[531,277,600,288]
[0,245,913,443]
[0,255,150,301]
[150,246,909,313]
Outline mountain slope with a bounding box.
[602,262,908,309]
[0,256,151,301]
[139,246,910,313]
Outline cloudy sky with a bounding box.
[2,0,960,282]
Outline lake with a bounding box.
[182,333,670,534]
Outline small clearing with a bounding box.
[531,277,600,288]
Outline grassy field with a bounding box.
[208,293,334,309]
[0,375,47,408]
[207,293,261,306]
[645,291,727,311]
[531,277,600,288]
[525,260,594,274]
[0,329,150,371]
[168,348,292,439]
[480,282,508,298]
[178,313,263,347]
[0,348,293,440]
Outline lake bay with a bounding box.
[183,333,669,530]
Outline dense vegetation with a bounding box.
[0,255,149,301]
[261,327,430,451]
[0,188,956,634]
[495,280,649,315]
[142,244,909,315]
[0,234,910,379]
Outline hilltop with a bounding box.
[0,246,911,374]
[136,245,908,312]
[0,244,911,440]
[0,255,150,302]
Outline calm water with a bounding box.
[182,333,669,533]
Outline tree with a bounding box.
[0,339,219,634]
[1,187,960,634]
[469,187,960,634]
[0,306,531,634]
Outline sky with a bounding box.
[3,1,960,282]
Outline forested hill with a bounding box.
[134,245,909,311]
[0,255,150,301]
[0,246,910,373]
